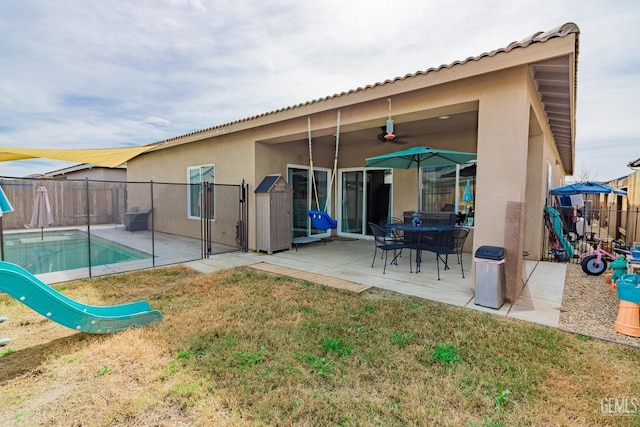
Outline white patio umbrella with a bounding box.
[30,185,54,240]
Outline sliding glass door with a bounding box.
[288,166,330,238]
[339,168,392,237]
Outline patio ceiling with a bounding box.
[332,110,478,147]
[260,109,479,148]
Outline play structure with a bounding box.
[0,261,162,338]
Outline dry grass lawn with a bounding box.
[1,265,640,426]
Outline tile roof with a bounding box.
[156,22,579,145]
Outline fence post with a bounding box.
[631,207,640,244]
[200,182,205,259]
[86,178,92,278]
[240,179,249,252]
[0,216,4,261]
[150,180,155,267]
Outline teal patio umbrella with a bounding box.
[462,180,473,211]
[365,146,477,207]
[0,186,14,261]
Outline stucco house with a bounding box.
[127,22,579,302]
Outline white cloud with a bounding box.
[0,0,639,180]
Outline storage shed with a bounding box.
[255,174,293,254]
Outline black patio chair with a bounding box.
[379,216,405,258]
[419,227,470,280]
[368,222,407,274]
[380,216,404,230]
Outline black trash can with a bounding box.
[474,246,506,309]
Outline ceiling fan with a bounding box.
[376,98,410,143]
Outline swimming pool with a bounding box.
[4,230,151,275]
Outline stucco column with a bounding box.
[474,70,530,301]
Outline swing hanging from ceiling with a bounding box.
[307,111,340,230]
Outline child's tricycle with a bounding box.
[580,239,630,275]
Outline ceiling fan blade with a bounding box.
[377,133,410,143]
[376,124,410,143]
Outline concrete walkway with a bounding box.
[185,238,566,328]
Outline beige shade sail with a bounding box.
[0,145,159,168]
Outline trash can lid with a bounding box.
[475,246,505,260]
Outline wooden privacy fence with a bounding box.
[0,178,127,230]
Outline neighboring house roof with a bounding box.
[39,163,126,178]
[154,23,579,161]
[628,157,640,169]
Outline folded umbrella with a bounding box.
[30,185,54,240]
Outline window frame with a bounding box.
[187,164,215,220]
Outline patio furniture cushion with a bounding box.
[124,210,151,232]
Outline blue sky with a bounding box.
[0,0,638,180]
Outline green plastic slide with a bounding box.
[0,261,162,334]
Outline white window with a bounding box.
[421,162,476,226]
[188,165,215,219]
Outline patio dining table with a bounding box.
[388,223,453,273]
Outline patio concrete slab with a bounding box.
[505,261,566,327]
[250,263,373,293]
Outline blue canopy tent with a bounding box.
[549,181,626,233]
[550,181,627,196]
[547,182,626,258]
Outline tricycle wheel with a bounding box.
[581,255,607,275]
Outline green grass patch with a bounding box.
[391,332,415,347]
[233,346,266,370]
[2,265,640,426]
[1,347,16,357]
[431,344,463,365]
[322,337,352,356]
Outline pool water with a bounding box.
[4,230,151,275]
